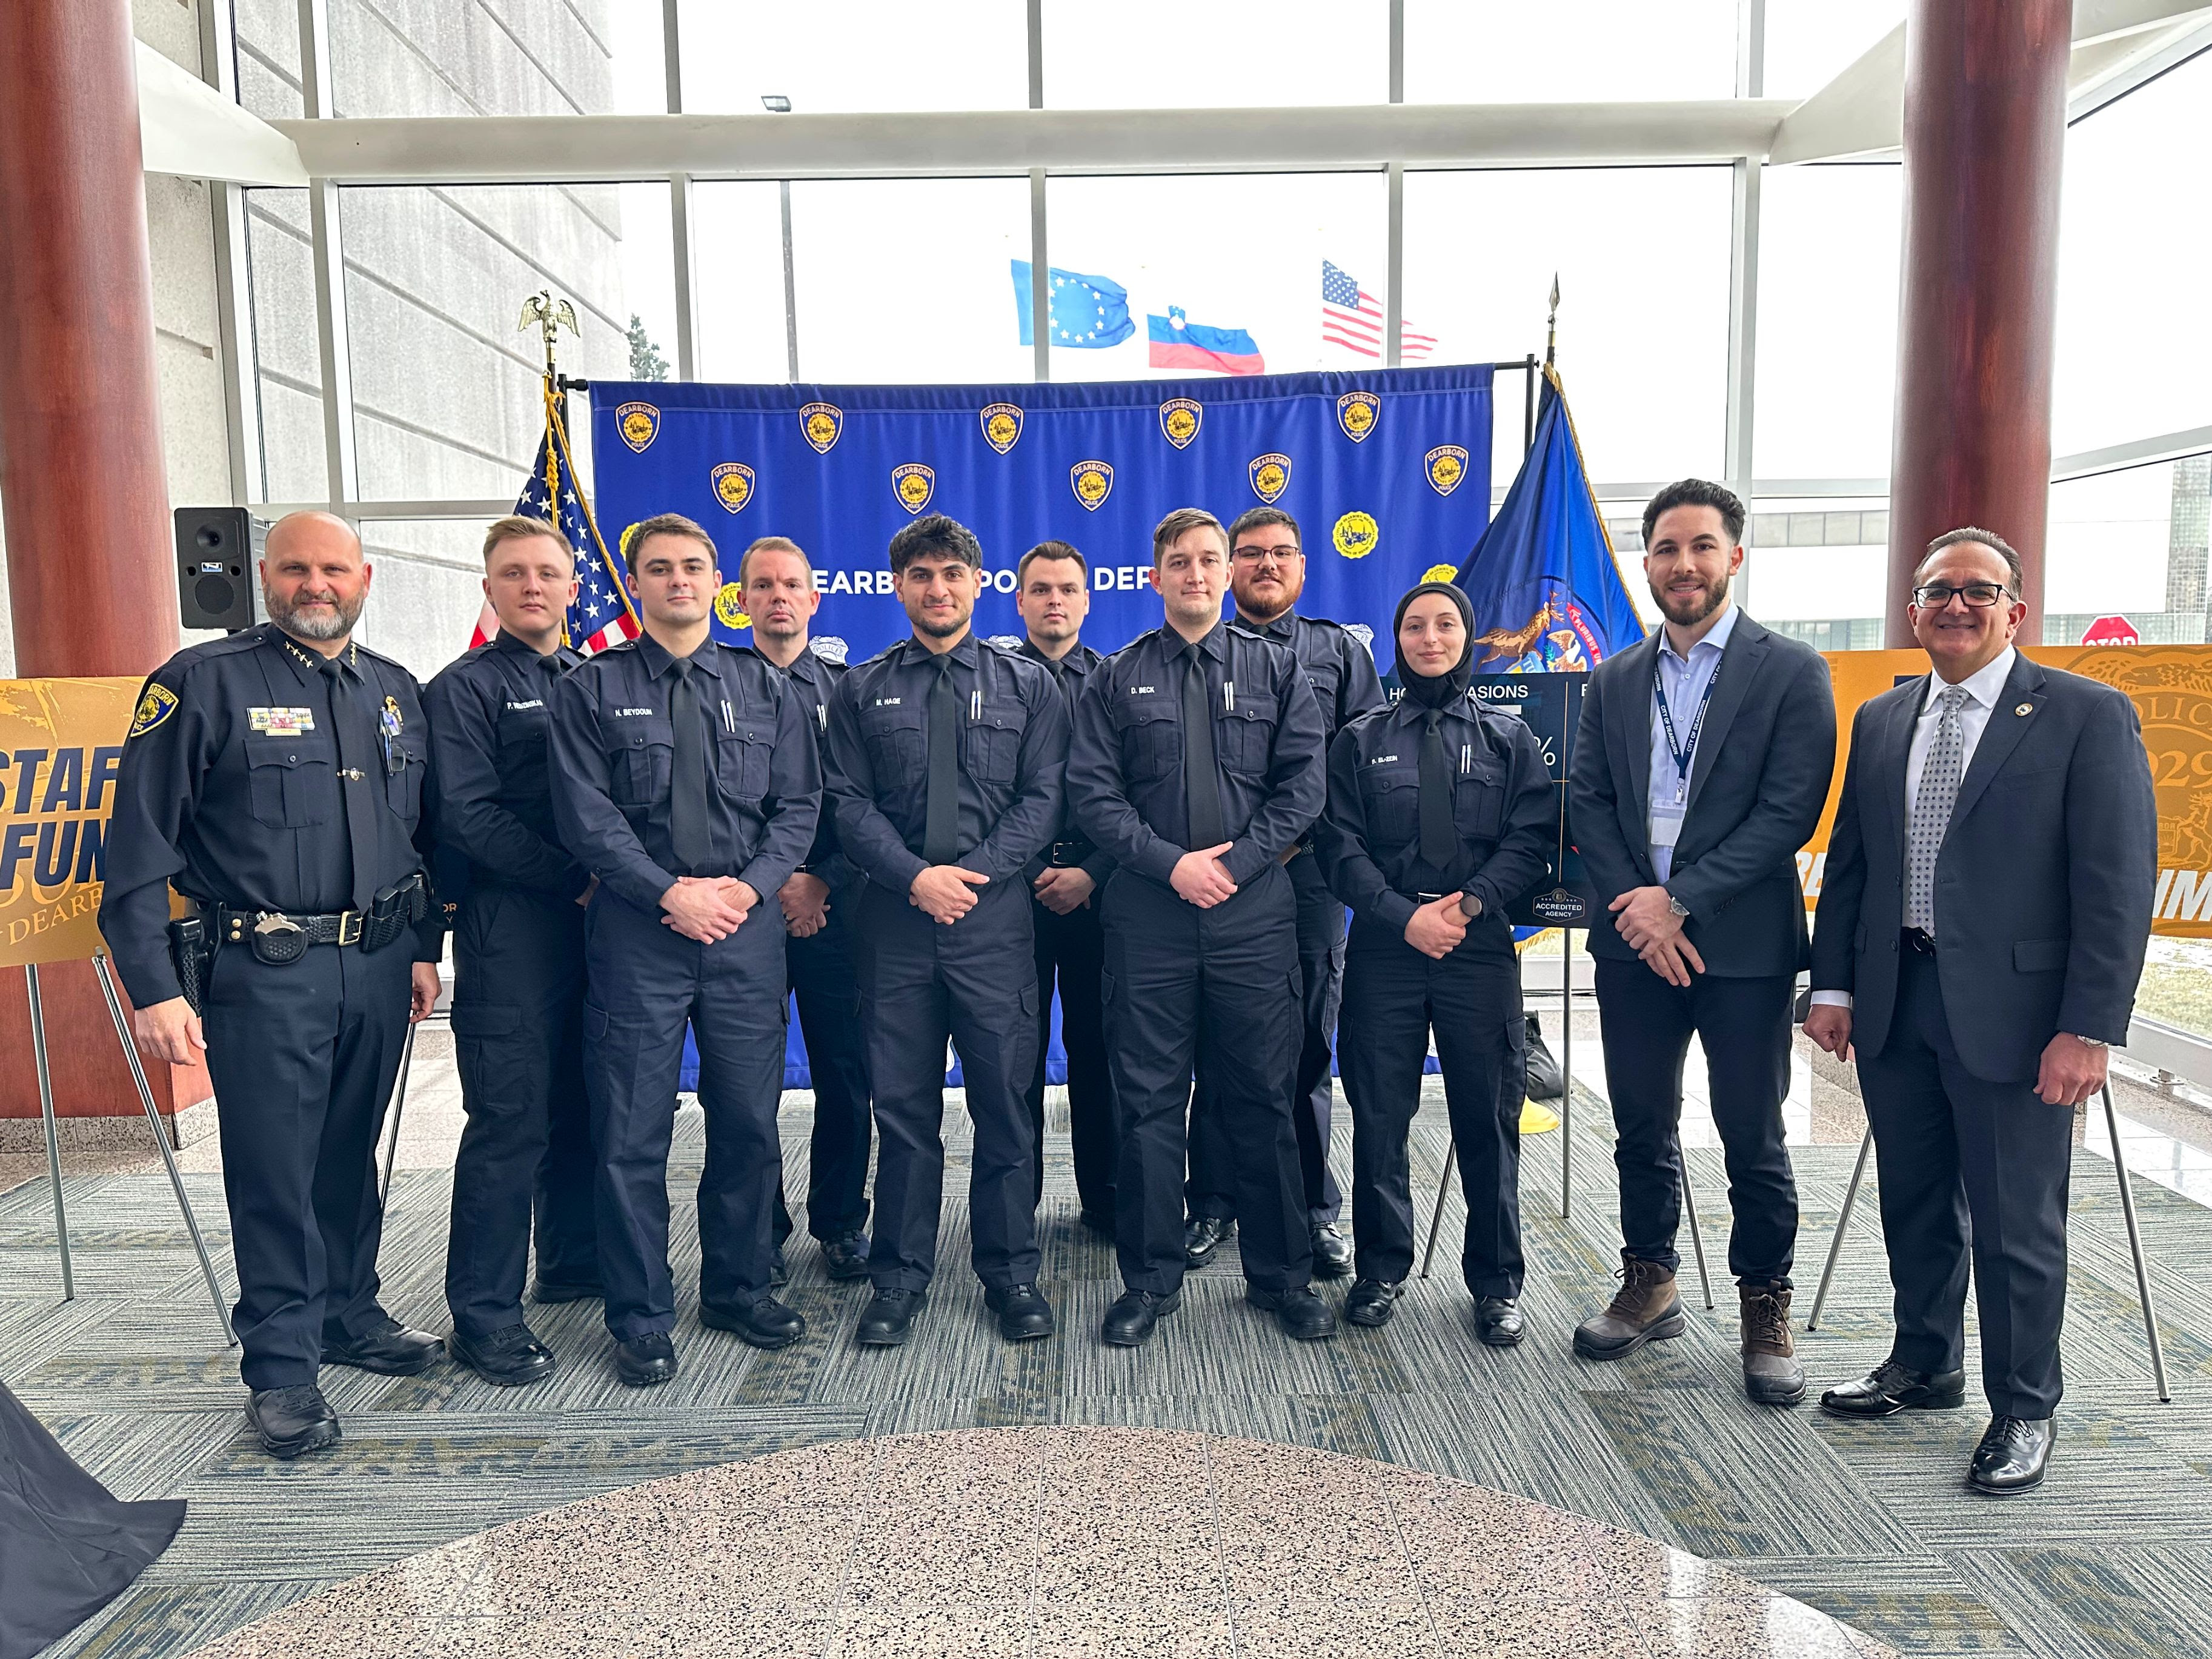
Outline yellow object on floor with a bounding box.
[1520,1099,1561,1134]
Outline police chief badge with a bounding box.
[128,682,178,740]
[1070,460,1115,512]
[798,402,843,455]
[1333,510,1380,559]
[980,402,1024,456]
[1249,453,1292,504]
[380,694,404,740]
[714,583,751,630]
[1425,445,1470,497]
[1158,397,1203,450]
[891,463,936,514]
[711,462,756,514]
[616,401,660,454]
[1337,390,1380,444]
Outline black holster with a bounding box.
[167,916,211,1016]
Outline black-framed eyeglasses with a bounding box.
[1231,545,1300,565]
[1911,582,2010,610]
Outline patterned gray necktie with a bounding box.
[1905,685,1971,933]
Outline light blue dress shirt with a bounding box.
[1647,602,1739,884]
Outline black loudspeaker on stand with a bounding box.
[173,506,264,632]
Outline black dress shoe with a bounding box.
[1475,1297,1524,1348]
[1247,1283,1338,1341]
[986,1283,1057,1341]
[1183,1215,1234,1268]
[450,1323,558,1387]
[1309,1222,1353,1279]
[245,1384,340,1460]
[1970,1415,2054,1494]
[701,1295,806,1349]
[530,1276,604,1305]
[613,1331,677,1387]
[855,1288,928,1347]
[1101,1287,1180,1346]
[1346,1278,1401,1328]
[821,1232,871,1282]
[322,1318,443,1376]
[1819,1359,1968,1418]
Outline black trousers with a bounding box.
[1592,956,1798,1286]
[1858,945,2074,1418]
[783,897,873,1242]
[1187,849,1344,1226]
[202,936,414,1390]
[1338,918,1526,1295]
[1027,889,1117,1220]
[444,885,598,1339]
[1103,864,1311,1295]
[853,879,1041,1292]
[582,891,786,1343]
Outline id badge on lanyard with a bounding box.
[1651,658,1717,851]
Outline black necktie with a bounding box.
[1183,650,1226,849]
[321,656,379,913]
[925,654,960,865]
[667,656,713,876]
[1419,709,1456,871]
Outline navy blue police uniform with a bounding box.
[1316,690,1554,1298]
[424,631,600,1341]
[547,633,819,1346]
[1067,619,1326,1302]
[1189,608,1385,1238]
[761,642,873,1262]
[1017,638,1116,1227]
[824,634,1067,1301]
[102,624,441,1392]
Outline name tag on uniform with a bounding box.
[505,699,544,712]
[1650,799,1686,849]
[247,706,314,735]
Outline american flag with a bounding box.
[469,382,640,654]
[1321,260,1436,362]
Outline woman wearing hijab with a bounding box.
[1315,581,1556,1343]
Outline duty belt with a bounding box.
[1049,840,1095,868]
[216,874,430,964]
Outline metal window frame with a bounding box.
[200,0,265,505]
[297,0,357,512]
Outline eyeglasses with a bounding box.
[1911,582,2011,610]
[1231,546,1300,566]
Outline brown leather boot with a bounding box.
[1572,1258,1685,1359]
[1739,1282,1806,1406]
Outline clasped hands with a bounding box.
[660,875,762,942]
[1612,884,1704,987]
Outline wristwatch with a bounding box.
[1667,893,1690,919]
[2067,1034,2108,1049]
[1458,893,1483,920]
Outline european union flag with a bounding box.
[1455,367,1645,673]
[1010,260,1135,349]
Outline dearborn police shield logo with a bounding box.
[128,682,178,740]
[980,402,1024,455]
[1424,444,1470,497]
[711,462,755,514]
[1249,453,1292,505]
[1070,460,1114,511]
[713,583,751,629]
[1158,397,1203,450]
[891,463,936,515]
[798,402,843,455]
[1337,391,1380,444]
[1333,510,1380,559]
[616,401,660,454]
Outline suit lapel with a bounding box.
[1613,631,1661,832]
[1948,653,2046,825]
[1683,614,1767,819]
[1878,676,1922,856]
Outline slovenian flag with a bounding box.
[1147,306,1264,376]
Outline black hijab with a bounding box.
[1392,580,1476,709]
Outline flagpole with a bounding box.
[1544,274,1559,369]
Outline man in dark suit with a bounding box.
[1567,479,1836,1406]
[1806,527,2156,1495]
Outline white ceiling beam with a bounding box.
[135,39,307,187]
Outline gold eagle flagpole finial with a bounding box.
[518,289,580,382]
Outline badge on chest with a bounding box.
[247,706,314,736]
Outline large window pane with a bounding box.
[2045,459,2209,644]
[1046,1,1385,108]
[691,182,791,383]
[1753,163,1901,482]
[1736,499,1890,648]
[244,188,324,502]
[679,1,1026,114]
[321,0,622,118]
[1404,1,1736,102]
[355,520,497,682]
[1760,3,1904,101]
[1403,168,1733,485]
[232,0,305,120]
[1043,174,1387,382]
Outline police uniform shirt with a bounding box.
[546,632,820,915]
[102,623,440,1008]
[423,631,589,899]
[761,643,852,887]
[1017,638,1113,888]
[823,633,1069,893]
[1232,608,1387,745]
[1066,619,1326,889]
[1317,693,1556,935]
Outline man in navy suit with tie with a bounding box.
[1807,527,2156,1494]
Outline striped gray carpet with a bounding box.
[3,1079,2208,1658]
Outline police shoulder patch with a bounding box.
[130,682,179,739]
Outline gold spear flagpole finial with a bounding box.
[1546,273,1560,368]
[518,290,580,381]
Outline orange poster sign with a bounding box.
[0,677,142,968]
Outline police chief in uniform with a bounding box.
[426,515,600,1386]
[740,534,873,1283]
[548,513,820,1386]
[1186,505,1385,1276]
[105,511,443,1460]
[825,514,1068,1347]
[1014,539,1116,1232]
[1317,582,1554,1341]
[1068,506,1332,1346]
